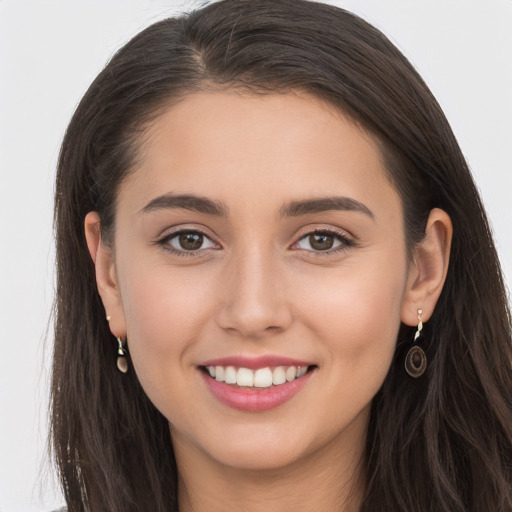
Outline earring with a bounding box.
[405,309,427,378]
[116,337,129,374]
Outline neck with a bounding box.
[174,414,367,512]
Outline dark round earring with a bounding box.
[405,309,427,378]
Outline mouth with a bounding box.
[198,359,318,412]
[200,364,316,389]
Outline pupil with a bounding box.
[309,233,334,250]
[179,232,203,250]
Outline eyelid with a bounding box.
[290,225,356,253]
[154,222,218,240]
[153,224,356,256]
[155,226,221,256]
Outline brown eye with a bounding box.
[294,230,352,253]
[162,230,218,253]
[308,233,334,251]
[178,232,204,250]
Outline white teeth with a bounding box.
[272,366,286,385]
[224,366,237,384]
[208,364,310,388]
[285,366,297,382]
[254,368,273,388]
[237,367,254,387]
[215,366,224,381]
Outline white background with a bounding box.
[1,1,511,510]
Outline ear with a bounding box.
[401,208,453,326]
[84,211,126,338]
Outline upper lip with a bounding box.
[200,355,314,370]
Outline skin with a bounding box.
[85,91,452,512]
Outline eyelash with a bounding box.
[156,227,356,257]
[293,228,356,255]
[156,229,219,257]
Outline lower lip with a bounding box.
[201,369,314,412]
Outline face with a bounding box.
[103,92,414,471]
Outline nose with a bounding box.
[215,247,293,339]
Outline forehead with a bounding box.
[120,91,401,221]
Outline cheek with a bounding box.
[117,259,217,372]
[297,254,407,375]
[301,267,405,432]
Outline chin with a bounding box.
[209,440,309,471]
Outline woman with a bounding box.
[51,0,512,510]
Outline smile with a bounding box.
[205,365,309,388]
[199,358,317,412]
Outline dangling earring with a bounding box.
[107,315,129,374]
[116,337,129,374]
[405,308,427,378]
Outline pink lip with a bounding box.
[200,355,313,370]
[200,368,315,412]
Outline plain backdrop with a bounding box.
[1,1,511,510]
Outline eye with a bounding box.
[160,230,218,253]
[294,230,353,252]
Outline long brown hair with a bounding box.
[51,1,512,510]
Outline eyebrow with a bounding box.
[140,193,373,219]
[141,193,228,216]
[280,196,374,219]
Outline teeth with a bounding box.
[215,366,224,381]
[272,366,286,385]
[285,366,297,382]
[206,365,310,388]
[254,368,273,388]
[237,367,254,387]
[224,366,237,384]
[297,366,307,378]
